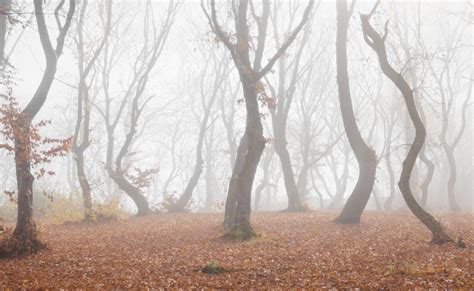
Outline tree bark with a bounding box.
[6,0,75,257]
[207,0,313,238]
[361,4,452,244]
[334,0,377,224]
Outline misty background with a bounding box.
[0,0,472,216]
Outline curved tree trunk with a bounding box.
[72,0,112,221]
[361,6,452,244]
[169,158,203,212]
[274,139,302,211]
[108,172,151,216]
[3,0,76,257]
[419,146,435,208]
[334,0,377,224]
[443,145,461,212]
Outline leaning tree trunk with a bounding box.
[361,7,452,244]
[169,157,203,212]
[334,0,377,224]
[108,172,151,216]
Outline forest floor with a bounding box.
[0,211,473,288]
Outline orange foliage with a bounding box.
[0,95,72,198]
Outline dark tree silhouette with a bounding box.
[361,0,453,244]
[204,0,314,239]
[334,0,377,224]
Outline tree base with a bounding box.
[222,224,256,241]
[0,234,46,258]
[282,204,311,212]
[430,232,454,245]
[333,215,361,224]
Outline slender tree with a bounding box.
[265,1,316,211]
[334,0,377,224]
[72,0,112,221]
[361,1,452,243]
[169,47,231,212]
[97,1,177,215]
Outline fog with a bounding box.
[0,0,474,290]
[0,0,473,287]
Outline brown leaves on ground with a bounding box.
[0,211,472,288]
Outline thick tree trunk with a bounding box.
[225,79,266,239]
[361,9,452,244]
[7,123,44,256]
[334,0,377,224]
[1,0,76,258]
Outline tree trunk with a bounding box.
[419,146,434,208]
[108,172,151,216]
[443,145,461,212]
[75,150,93,219]
[361,8,453,244]
[225,79,266,239]
[274,138,302,211]
[169,158,203,212]
[373,185,382,211]
[9,122,44,255]
[383,121,396,210]
[334,0,377,224]
[2,0,75,257]
[0,6,7,66]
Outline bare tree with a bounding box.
[98,0,178,215]
[426,23,471,211]
[169,48,230,212]
[265,1,317,211]
[334,0,377,224]
[203,0,314,239]
[361,1,452,243]
[72,0,112,221]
